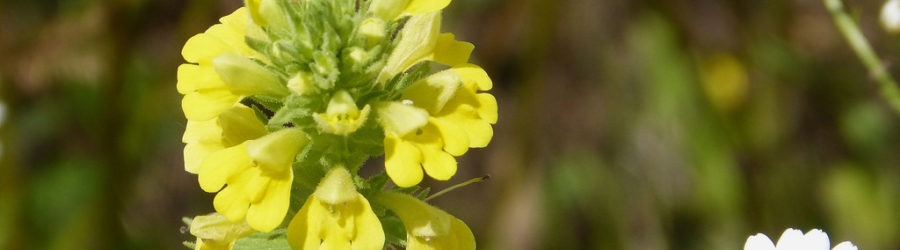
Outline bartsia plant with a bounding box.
[177,0,497,249]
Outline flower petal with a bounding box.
[184,142,223,174]
[246,172,292,232]
[287,196,323,250]
[744,233,776,250]
[213,185,250,222]
[453,64,492,91]
[182,33,233,64]
[449,217,476,250]
[351,195,385,250]
[183,119,221,144]
[419,140,457,181]
[442,105,493,148]
[427,33,473,67]
[802,229,831,250]
[376,102,430,137]
[429,117,469,156]
[476,93,498,124]
[832,242,858,250]
[775,228,805,250]
[198,144,251,193]
[219,7,249,35]
[177,64,226,94]
[405,0,451,14]
[377,12,440,82]
[182,89,241,121]
[385,135,424,187]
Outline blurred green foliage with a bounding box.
[2,0,900,249]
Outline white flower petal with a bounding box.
[775,228,805,250]
[744,233,776,250]
[832,242,858,250]
[802,229,831,250]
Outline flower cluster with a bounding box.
[178,0,495,249]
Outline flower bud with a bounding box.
[313,167,358,205]
[287,72,314,96]
[360,18,387,46]
[342,47,370,69]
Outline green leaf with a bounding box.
[232,229,292,250]
[380,211,408,248]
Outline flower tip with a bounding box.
[744,233,775,250]
[833,242,858,250]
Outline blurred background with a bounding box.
[2,0,900,249]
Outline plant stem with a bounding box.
[825,0,900,115]
[424,175,490,201]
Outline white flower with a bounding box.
[882,0,900,33]
[744,228,858,250]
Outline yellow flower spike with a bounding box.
[190,213,254,250]
[287,167,385,250]
[197,128,308,232]
[183,104,267,173]
[374,192,475,250]
[213,53,289,97]
[313,90,372,135]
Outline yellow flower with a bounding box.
[313,90,372,135]
[377,11,473,83]
[287,167,384,249]
[374,192,475,250]
[179,7,286,121]
[198,128,309,232]
[182,104,267,173]
[189,213,254,250]
[378,64,497,187]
